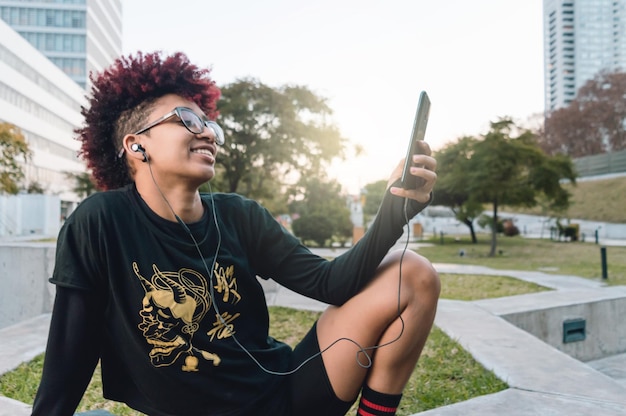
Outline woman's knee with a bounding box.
[369,250,441,310]
[385,249,440,302]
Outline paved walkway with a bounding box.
[1,243,626,415]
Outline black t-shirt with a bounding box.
[39,183,428,415]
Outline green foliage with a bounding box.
[477,214,504,233]
[361,179,387,225]
[434,118,577,256]
[289,176,352,247]
[64,171,99,199]
[0,122,31,194]
[292,213,334,247]
[214,79,347,205]
[25,181,44,194]
[432,136,484,243]
[0,352,44,404]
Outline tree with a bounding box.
[361,179,387,227]
[292,214,334,248]
[214,79,348,203]
[289,176,352,247]
[437,118,576,256]
[26,182,45,194]
[433,136,484,243]
[0,122,31,194]
[64,171,99,199]
[542,70,626,157]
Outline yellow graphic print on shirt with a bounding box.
[133,261,241,372]
[207,261,241,341]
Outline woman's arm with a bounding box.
[31,287,103,416]
[253,149,436,305]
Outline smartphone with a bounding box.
[401,91,431,189]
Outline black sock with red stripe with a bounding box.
[357,385,402,416]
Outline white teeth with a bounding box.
[191,149,213,156]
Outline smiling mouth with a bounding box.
[191,149,214,156]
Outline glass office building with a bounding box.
[544,0,626,111]
[0,17,85,225]
[0,0,122,88]
[0,1,121,231]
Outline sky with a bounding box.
[122,0,545,193]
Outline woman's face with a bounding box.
[132,94,219,189]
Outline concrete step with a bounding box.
[0,313,50,375]
[432,299,626,414]
[416,388,626,416]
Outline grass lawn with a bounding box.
[438,273,551,300]
[418,234,626,286]
[504,176,626,224]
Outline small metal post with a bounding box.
[595,229,599,245]
[440,231,444,245]
[601,246,608,280]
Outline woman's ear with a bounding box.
[122,134,147,163]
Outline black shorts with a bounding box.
[287,321,356,416]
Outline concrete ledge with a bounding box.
[0,313,50,375]
[588,353,626,387]
[416,388,626,416]
[434,299,626,407]
[0,244,56,330]
[474,287,626,361]
[0,396,31,416]
[260,278,328,312]
[272,287,327,312]
[474,286,626,315]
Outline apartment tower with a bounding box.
[544,0,626,112]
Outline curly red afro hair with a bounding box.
[77,51,221,190]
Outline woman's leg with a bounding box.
[316,249,440,402]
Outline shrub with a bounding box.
[503,219,520,237]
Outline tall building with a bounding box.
[0,1,122,235]
[0,0,122,88]
[543,0,626,112]
[0,18,85,228]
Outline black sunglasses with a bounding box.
[134,106,225,145]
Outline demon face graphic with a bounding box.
[133,262,220,370]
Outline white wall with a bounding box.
[0,243,56,330]
[0,194,61,238]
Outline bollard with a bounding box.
[595,229,599,244]
[601,246,608,280]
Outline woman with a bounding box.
[32,51,440,416]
